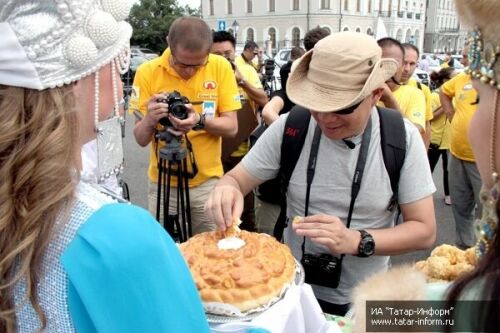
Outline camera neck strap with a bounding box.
[301,116,373,258]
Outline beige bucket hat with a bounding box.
[287,32,398,112]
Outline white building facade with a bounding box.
[202,0,426,55]
[423,0,468,54]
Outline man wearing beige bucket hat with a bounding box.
[205,32,436,315]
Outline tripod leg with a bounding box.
[170,161,183,241]
[177,161,188,242]
[156,159,164,222]
[182,158,193,238]
[164,161,176,237]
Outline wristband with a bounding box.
[193,113,205,130]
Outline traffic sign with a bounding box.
[217,20,226,31]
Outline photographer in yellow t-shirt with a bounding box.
[129,17,241,235]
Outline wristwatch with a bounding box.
[357,230,375,257]
[193,113,205,131]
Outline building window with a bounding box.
[268,28,276,49]
[322,26,331,34]
[378,0,382,13]
[356,27,361,32]
[344,0,349,11]
[247,0,252,13]
[367,27,373,36]
[357,0,361,11]
[292,27,300,46]
[293,0,299,10]
[209,0,214,15]
[368,0,372,12]
[227,0,232,14]
[247,28,254,42]
[321,0,331,9]
[269,0,275,12]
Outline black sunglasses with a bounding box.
[335,101,363,115]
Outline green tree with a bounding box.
[129,0,201,54]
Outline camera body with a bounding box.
[157,90,190,127]
[301,253,342,288]
[264,59,275,77]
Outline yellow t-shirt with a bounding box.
[408,79,433,122]
[231,60,263,158]
[430,91,451,149]
[129,49,241,186]
[441,72,477,161]
[378,85,426,131]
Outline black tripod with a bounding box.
[156,131,193,242]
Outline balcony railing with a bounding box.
[406,12,413,19]
[415,13,421,19]
[378,10,391,17]
[397,11,404,18]
[440,28,459,33]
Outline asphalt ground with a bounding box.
[121,117,456,266]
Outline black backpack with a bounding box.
[267,105,407,240]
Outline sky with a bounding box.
[177,0,201,7]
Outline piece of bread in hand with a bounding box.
[292,216,303,225]
[224,218,242,238]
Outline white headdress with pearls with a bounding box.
[0,0,132,90]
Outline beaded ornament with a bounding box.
[0,0,132,90]
[469,27,500,258]
[95,59,128,182]
[466,27,500,90]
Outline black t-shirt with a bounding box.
[279,60,293,90]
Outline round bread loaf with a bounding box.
[179,230,296,312]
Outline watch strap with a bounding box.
[193,113,205,131]
[357,229,375,257]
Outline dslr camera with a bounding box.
[301,253,342,288]
[157,90,190,127]
[264,59,275,77]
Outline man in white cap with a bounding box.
[204,32,436,315]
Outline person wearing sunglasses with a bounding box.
[130,17,241,235]
[205,32,436,316]
[236,40,263,73]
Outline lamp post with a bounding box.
[231,20,240,43]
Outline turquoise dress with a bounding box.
[13,182,209,332]
[62,202,210,332]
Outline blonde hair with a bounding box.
[0,85,79,331]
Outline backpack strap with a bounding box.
[416,81,422,90]
[377,107,407,211]
[273,106,311,240]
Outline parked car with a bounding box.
[130,46,158,60]
[412,68,430,86]
[426,56,442,74]
[274,47,292,68]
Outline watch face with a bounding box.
[363,241,375,255]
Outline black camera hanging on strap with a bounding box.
[300,117,372,289]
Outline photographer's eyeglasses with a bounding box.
[334,101,363,115]
[171,53,209,70]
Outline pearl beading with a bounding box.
[8,0,132,90]
[94,70,100,127]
